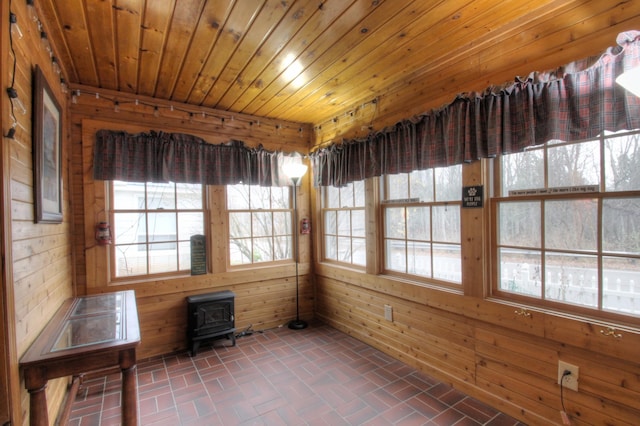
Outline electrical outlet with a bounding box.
[558,361,579,391]
[384,304,393,321]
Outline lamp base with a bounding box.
[288,319,308,330]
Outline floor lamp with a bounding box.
[283,162,308,330]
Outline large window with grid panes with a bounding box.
[493,129,640,320]
[321,180,366,267]
[227,184,292,266]
[382,165,462,285]
[110,181,205,279]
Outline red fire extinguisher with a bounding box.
[95,222,112,245]
[300,218,310,234]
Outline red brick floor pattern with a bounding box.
[68,322,526,425]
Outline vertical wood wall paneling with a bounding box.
[71,88,313,358]
[2,0,76,424]
[1,1,15,423]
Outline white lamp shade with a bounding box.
[616,65,640,98]
[282,162,308,182]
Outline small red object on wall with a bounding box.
[300,218,310,234]
[95,221,112,245]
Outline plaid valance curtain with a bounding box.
[93,129,303,187]
[310,31,640,187]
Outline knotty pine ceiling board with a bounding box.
[37,0,640,128]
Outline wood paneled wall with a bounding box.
[69,87,313,359]
[2,1,75,425]
[314,265,640,425]
[308,15,640,426]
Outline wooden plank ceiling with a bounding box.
[39,0,640,126]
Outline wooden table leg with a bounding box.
[120,349,138,426]
[28,384,48,426]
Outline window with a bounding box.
[227,184,292,265]
[111,181,205,278]
[321,181,366,266]
[494,130,640,318]
[382,165,462,284]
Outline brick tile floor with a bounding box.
[68,322,526,425]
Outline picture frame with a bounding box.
[33,65,63,223]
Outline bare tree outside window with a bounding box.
[496,130,640,318]
[227,184,292,266]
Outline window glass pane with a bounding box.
[148,243,178,273]
[113,212,145,245]
[337,237,352,262]
[252,212,273,237]
[250,186,271,209]
[499,202,541,248]
[410,169,433,202]
[273,211,290,236]
[498,248,542,297]
[433,205,460,243]
[147,182,176,209]
[271,186,290,209]
[112,181,145,209]
[178,241,191,270]
[324,210,336,235]
[386,240,406,272]
[603,256,640,315]
[273,236,291,260]
[176,183,203,209]
[603,198,640,254]
[387,174,408,200]
[433,244,461,282]
[548,140,600,187]
[229,212,251,238]
[325,236,337,260]
[501,149,544,195]
[177,212,204,240]
[605,132,640,191]
[227,184,250,210]
[253,237,273,262]
[435,164,462,201]
[352,238,366,266]
[341,184,354,208]
[406,241,430,276]
[337,210,350,235]
[545,253,598,307]
[326,186,340,208]
[115,244,147,277]
[147,212,176,242]
[545,199,597,251]
[230,239,252,265]
[385,207,405,239]
[353,181,365,207]
[406,206,430,241]
[352,210,365,237]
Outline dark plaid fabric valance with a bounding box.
[310,31,640,187]
[93,130,303,187]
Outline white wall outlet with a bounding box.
[558,361,579,392]
[384,304,393,321]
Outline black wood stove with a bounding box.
[187,290,236,356]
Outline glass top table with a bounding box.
[20,290,140,426]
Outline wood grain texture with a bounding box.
[35,0,640,134]
[70,88,312,359]
[2,1,75,425]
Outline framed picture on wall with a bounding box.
[33,65,63,223]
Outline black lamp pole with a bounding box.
[288,174,307,330]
